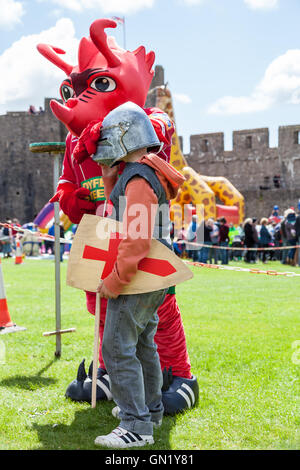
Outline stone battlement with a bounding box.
[186,125,300,193]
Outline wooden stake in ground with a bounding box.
[92,293,101,408]
[29,142,74,357]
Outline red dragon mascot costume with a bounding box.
[37,18,198,414]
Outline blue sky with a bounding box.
[1,0,300,153]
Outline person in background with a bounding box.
[12,218,21,231]
[259,218,271,264]
[28,105,37,114]
[273,221,282,261]
[228,223,235,261]
[44,225,54,255]
[228,223,235,242]
[238,223,245,241]
[186,214,199,262]
[269,205,283,224]
[59,224,65,262]
[209,219,219,264]
[251,218,259,263]
[280,213,288,264]
[11,218,21,251]
[228,224,242,261]
[268,220,277,261]
[199,219,213,263]
[170,221,175,242]
[295,210,300,266]
[2,218,13,258]
[284,209,297,265]
[173,225,186,258]
[218,217,229,265]
[244,218,255,263]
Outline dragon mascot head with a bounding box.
[37,18,155,136]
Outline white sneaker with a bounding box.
[94,426,154,448]
[112,406,162,427]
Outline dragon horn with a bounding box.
[76,359,87,382]
[146,51,155,71]
[88,361,94,378]
[37,43,73,75]
[89,19,121,68]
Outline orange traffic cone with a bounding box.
[0,256,26,334]
[0,257,15,328]
[15,240,23,265]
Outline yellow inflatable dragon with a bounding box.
[150,85,245,230]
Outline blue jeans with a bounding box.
[102,289,167,436]
[209,245,218,264]
[281,240,288,264]
[287,239,296,261]
[60,244,64,262]
[189,248,199,262]
[200,241,212,263]
[219,242,229,264]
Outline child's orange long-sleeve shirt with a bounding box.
[103,154,185,295]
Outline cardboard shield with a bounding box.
[67,214,193,294]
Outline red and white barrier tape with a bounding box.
[186,261,300,277]
[0,222,70,245]
[177,240,299,251]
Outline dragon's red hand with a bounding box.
[73,120,103,164]
[50,183,96,224]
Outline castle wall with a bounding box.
[278,125,300,189]
[186,126,300,218]
[0,99,67,223]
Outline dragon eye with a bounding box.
[90,76,116,92]
[60,84,75,102]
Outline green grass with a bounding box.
[0,257,299,450]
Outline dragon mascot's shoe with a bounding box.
[65,359,112,403]
[66,362,198,414]
[161,367,199,415]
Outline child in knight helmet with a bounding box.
[93,102,185,448]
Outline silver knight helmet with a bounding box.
[92,101,162,167]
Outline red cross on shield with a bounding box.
[82,232,177,281]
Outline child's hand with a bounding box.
[100,164,119,179]
[97,280,118,299]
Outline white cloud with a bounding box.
[51,0,82,12]
[182,0,205,5]
[208,49,300,115]
[244,0,279,10]
[0,0,25,30]
[174,93,192,104]
[0,18,79,114]
[50,0,155,14]
[50,8,64,18]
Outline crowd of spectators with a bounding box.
[0,218,73,262]
[172,204,300,267]
[0,218,21,258]
[2,203,300,267]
